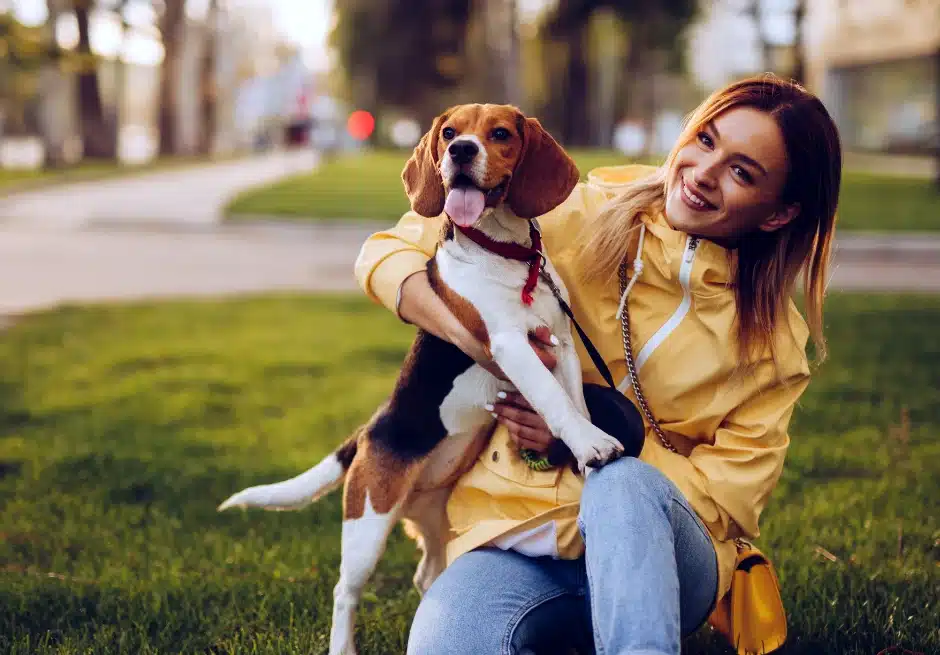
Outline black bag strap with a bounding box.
[539,268,617,391]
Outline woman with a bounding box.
[354,74,841,654]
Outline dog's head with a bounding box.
[402,104,579,225]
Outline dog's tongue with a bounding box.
[444,187,485,227]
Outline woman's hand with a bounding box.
[490,391,556,454]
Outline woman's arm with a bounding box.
[398,270,489,362]
[354,210,443,317]
[664,363,811,542]
[355,211,559,379]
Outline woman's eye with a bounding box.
[492,127,511,140]
[697,132,713,148]
[442,127,456,140]
[732,165,753,184]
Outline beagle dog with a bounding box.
[218,104,624,655]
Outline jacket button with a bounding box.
[492,450,499,462]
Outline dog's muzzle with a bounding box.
[448,140,478,165]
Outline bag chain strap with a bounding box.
[620,261,753,552]
[618,258,678,454]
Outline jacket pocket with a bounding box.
[478,429,563,489]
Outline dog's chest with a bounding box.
[435,244,568,335]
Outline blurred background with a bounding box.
[1,4,939,653]
[0,0,936,172]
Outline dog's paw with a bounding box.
[567,422,624,473]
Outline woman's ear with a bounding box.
[759,203,801,232]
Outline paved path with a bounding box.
[0,151,938,316]
[0,150,318,228]
[3,219,939,316]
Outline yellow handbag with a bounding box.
[707,539,788,655]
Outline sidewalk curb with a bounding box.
[226,214,940,258]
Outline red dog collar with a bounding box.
[455,222,543,305]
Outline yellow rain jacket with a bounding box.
[354,164,811,604]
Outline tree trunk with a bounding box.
[935,45,940,189]
[198,0,219,155]
[39,0,67,167]
[791,0,806,85]
[745,0,771,72]
[74,0,115,159]
[481,0,519,105]
[158,0,185,156]
[561,24,590,146]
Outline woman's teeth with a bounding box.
[682,181,712,210]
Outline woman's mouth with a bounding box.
[681,179,717,212]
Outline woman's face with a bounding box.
[664,107,797,243]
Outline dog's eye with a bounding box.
[442,127,456,140]
[492,127,511,141]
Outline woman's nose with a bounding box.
[692,163,718,189]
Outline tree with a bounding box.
[731,0,807,83]
[38,0,71,166]
[0,11,46,137]
[198,0,220,155]
[73,0,116,158]
[541,0,697,146]
[157,0,185,155]
[329,0,472,131]
[791,0,806,85]
[480,0,520,105]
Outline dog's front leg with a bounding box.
[489,331,623,471]
[554,340,590,419]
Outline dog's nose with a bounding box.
[448,140,479,165]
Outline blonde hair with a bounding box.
[577,74,842,366]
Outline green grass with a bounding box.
[1,293,938,654]
[223,149,655,222]
[0,164,118,193]
[225,149,940,232]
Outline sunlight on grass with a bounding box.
[225,149,940,232]
[0,293,937,653]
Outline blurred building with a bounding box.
[805,0,938,155]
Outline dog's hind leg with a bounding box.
[402,487,452,595]
[329,446,421,655]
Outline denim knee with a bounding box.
[407,550,531,655]
[579,457,672,525]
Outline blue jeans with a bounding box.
[407,457,719,655]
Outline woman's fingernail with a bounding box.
[491,412,498,419]
[496,392,507,400]
[550,334,559,346]
[484,403,494,412]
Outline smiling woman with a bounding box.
[357,73,844,655]
[665,109,797,242]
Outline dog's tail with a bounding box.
[217,436,357,512]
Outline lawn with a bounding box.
[1,294,938,654]
[224,149,940,232]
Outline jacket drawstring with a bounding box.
[616,223,646,319]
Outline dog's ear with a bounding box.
[402,111,451,217]
[507,115,580,219]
